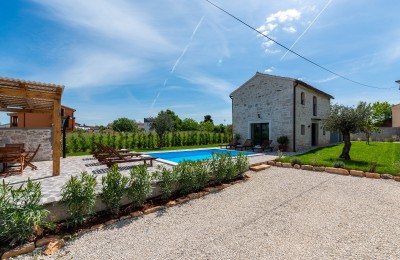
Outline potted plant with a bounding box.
[277,135,289,152]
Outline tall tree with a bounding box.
[111,118,137,132]
[164,109,182,131]
[323,102,371,160]
[201,121,214,132]
[203,115,213,123]
[150,111,174,148]
[181,118,200,131]
[371,101,392,126]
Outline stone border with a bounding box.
[267,160,400,182]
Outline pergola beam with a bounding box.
[0,87,61,100]
[0,108,52,113]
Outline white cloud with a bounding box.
[265,9,301,23]
[264,67,275,73]
[283,26,297,33]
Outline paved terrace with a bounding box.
[1,149,278,205]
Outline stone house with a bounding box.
[230,72,334,152]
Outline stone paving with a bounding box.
[0,150,279,205]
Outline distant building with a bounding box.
[9,105,76,132]
[144,118,154,132]
[136,122,145,131]
[392,104,400,127]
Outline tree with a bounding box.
[164,109,182,131]
[371,101,392,126]
[181,118,200,131]
[213,124,226,133]
[111,118,137,132]
[150,111,174,148]
[323,102,371,160]
[203,115,213,123]
[200,121,214,132]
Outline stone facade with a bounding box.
[0,128,52,161]
[230,73,333,152]
[392,104,400,127]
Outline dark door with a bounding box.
[251,123,269,146]
[311,123,318,146]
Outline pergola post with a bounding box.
[52,98,61,176]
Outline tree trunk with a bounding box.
[339,131,351,160]
[158,133,163,148]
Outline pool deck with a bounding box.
[0,150,277,205]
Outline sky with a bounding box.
[0,0,399,126]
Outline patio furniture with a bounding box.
[253,140,273,152]
[235,139,253,151]
[92,142,155,167]
[219,140,236,149]
[0,147,25,175]
[24,144,41,170]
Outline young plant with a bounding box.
[332,161,345,169]
[291,157,302,166]
[235,153,249,176]
[0,179,50,246]
[193,160,211,189]
[368,161,377,173]
[153,165,177,199]
[127,165,153,207]
[61,172,97,227]
[101,165,129,215]
[176,161,198,194]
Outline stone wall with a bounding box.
[351,127,400,141]
[0,128,52,161]
[294,84,331,151]
[231,73,332,152]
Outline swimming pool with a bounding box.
[147,148,255,164]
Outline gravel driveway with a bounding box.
[34,167,400,259]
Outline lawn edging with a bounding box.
[268,160,400,182]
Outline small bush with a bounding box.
[193,160,211,188]
[291,157,302,166]
[235,153,249,176]
[368,161,377,173]
[0,179,50,246]
[210,152,228,182]
[357,138,362,142]
[153,165,178,199]
[101,165,129,215]
[176,161,198,194]
[61,172,97,227]
[127,165,153,207]
[332,161,345,168]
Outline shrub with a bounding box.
[61,172,97,227]
[235,153,249,176]
[291,157,302,166]
[210,152,228,182]
[153,165,178,199]
[193,160,211,188]
[127,165,153,207]
[101,165,129,215]
[332,161,345,168]
[277,135,289,146]
[368,161,377,173]
[176,161,198,194]
[0,179,50,246]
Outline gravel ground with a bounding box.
[22,167,400,259]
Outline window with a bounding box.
[11,116,18,127]
[313,96,317,116]
[301,125,305,135]
[300,92,305,105]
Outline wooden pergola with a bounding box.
[0,77,64,176]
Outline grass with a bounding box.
[67,144,220,157]
[279,142,400,175]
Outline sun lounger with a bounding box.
[219,140,236,149]
[235,139,253,151]
[253,140,273,152]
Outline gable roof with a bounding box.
[230,72,334,99]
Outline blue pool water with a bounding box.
[147,149,255,163]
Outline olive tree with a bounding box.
[150,111,174,148]
[323,102,371,160]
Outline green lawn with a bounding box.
[279,142,400,175]
[67,144,220,157]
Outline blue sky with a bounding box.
[1,0,399,126]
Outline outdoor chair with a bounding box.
[235,139,253,151]
[219,140,236,149]
[92,142,155,168]
[23,144,41,170]
[0,147,24,175]
[253,140,273,152]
